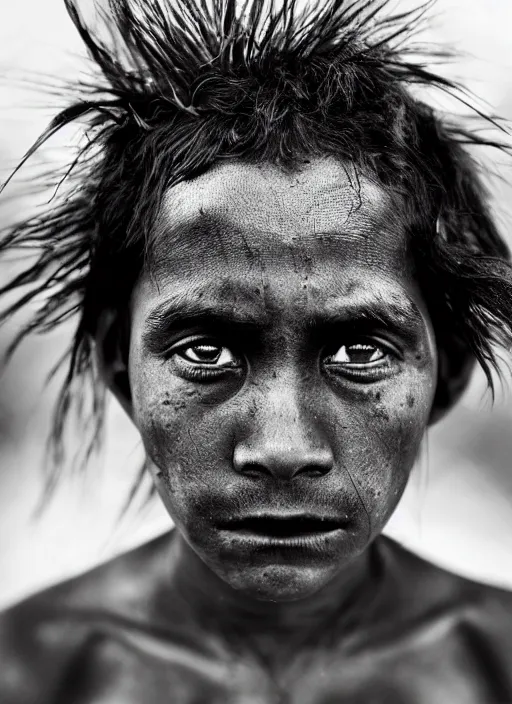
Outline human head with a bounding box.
[1,0,511,598]
[121,155,439,600]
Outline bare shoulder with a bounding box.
[379,536,512,654]
[0,532,173,704]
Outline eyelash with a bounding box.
[323,340,399,382]
[166,336,400,383]
[167,336,242,382]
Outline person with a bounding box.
[1,0,512,701]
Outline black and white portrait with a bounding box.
[1,1,512,701]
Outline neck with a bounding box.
[162,532,382,665]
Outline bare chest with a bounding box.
[50,626,511,704]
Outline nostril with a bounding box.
[233,441,334,480]
[297,465,330,479]
[234,453,333,480]
[239,462,274,479]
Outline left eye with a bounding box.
[327,343,387,367]
[178,343,237,366]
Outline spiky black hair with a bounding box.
[1,0,512,487]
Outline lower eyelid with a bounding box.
[323,356,399,377]
[324,353,390,366]
[171,353,243,377]
[344,355,389,366]
[176,356,238,368]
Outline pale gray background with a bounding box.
[0,0,512,608]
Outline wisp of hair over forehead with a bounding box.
[1,0,512,494]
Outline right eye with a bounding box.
[167,337,243,383]
[177,343,238,367]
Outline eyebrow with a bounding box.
[142,294,267,353]
[142,289,426,354]
[316,297,425,345]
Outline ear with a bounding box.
[95,309,133,419]
[429,337,475,425]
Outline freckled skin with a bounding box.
[5,157,512,703]
[129,157,437,601]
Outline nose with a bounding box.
[232,378,334,481]
[233,442,334,480]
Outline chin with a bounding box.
[224,563,340,602]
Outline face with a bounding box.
[127,157,438,601]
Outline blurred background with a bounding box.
[0,0,512,609]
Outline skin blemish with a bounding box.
[372,407,391,422]
[342,281,357,297]
[129,157,438,603]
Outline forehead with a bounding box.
[134,157,419,322]
[153,157,406,265]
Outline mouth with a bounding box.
[218,514,346,538]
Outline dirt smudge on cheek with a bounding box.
[161,395,192,412]
[361,385,427,479]
[140,388,197,470]
[372,405,391,423]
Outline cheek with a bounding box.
[130,362,234,509]
[336,375,432,524]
